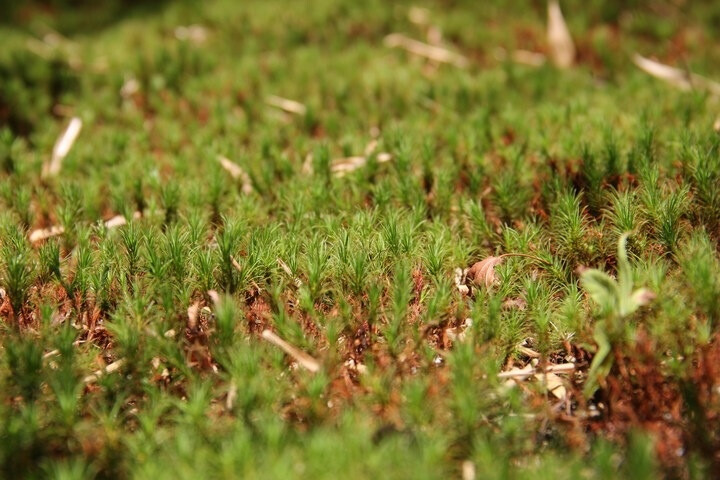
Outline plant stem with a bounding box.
[498,253,552,264]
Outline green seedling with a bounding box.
[580,233,655,396]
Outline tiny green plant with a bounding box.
[580,233,655,396]
[1,1,720,477]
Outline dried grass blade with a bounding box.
[261,329,320,373]
[633,54,692,90]
[104,215,127,229]
[633,54,720,95]
[29,225,65,243]
[83,358,125,383]
[277,258,303,287]
[218,155,253,194]
[44,117,82,177]
[498,362,575,379]
[384,33,468,68]
[266,95,307,115]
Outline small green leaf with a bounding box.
[580,269,620,314]
[616,232,634,300]
[584,325,612,397]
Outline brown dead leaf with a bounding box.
[547,0,575,69]
[467,256,504,289]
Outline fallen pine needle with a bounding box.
[497,362,575,380]
[31,212,138,241]
[83,358,125,384]
[218,155,253,194]
[105,211,141,229]
[332,152,392,177]
[266,95,307,115]
[43,349,60,360]
[104,215,128,229]
[511,49,546,67]
[261,329,320,373]
[632,54,720,95]
[226,381,238,411]
[517,345,541,358]
[230,255,243,273]
[494,48,546,67]
[277,258,303,287]
[547,0,575,69]
[29,225,65,243]
[43,116,82,177]
[384,33,468,68]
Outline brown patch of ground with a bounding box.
[556,331,720,475]
[244,290,271,334]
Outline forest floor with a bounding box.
[1,0,720,478]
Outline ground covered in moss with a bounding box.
[1,1,720,478]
